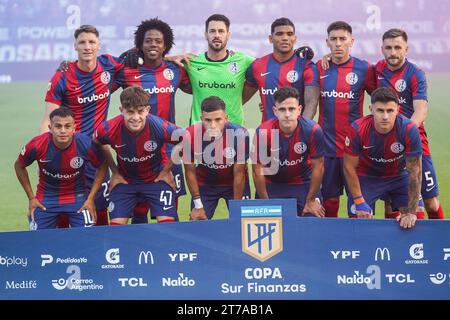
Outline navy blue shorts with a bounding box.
[84,162,110,210]
[172,163,186,196]
[347,175,412,216]
[109,182,178,220]
[32,199,95,230]
[421,155,439,199]
[321,157,348,198]
[190,181,251,219]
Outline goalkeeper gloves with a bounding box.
[353,195,373,215]
[294,46,314,60]
[119,48,144,68]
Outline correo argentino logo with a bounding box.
[241,205,283,262]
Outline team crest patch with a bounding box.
[241,206,283,262]
[70,157,84,169]
[144,140,158,152]
[390,142,404,153]
[345,72,358,85]
[163,68,175,80]
[395,79,406,92]
[223,147,236,159]
[100,71,111,84]
[286,70,299,83]
[228,62,239,74]
[345,136,350,147]
[294,142,307,154]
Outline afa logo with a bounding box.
[241,206,283,262]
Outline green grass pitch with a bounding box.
[1,74,449,231]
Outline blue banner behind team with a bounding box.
[1,199,449,300]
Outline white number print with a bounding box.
[81,209,94,227]
[160,190,173,206]
[425,171,434,187]
[175,174,181,190]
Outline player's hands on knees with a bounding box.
[155,170,176,191]
[78,198,97,224]
[354,196,373,219]
[28,197,46,222]
[396,212,417,229]
[321,54,332,70]
[165,53,196,68]
[190,208,207,220]
[109,173,128,192]
[57,60,72,72]
[301,199,325,218]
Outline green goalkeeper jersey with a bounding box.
[186,51,254,125]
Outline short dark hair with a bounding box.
[382,28,408,42]
[271,17,295,34]
[74,25,99,39]
[120,86,150,110]
[371,87,399,105]
[327,21,352,35]
[134,18,174,56]
[49,107,75,121]
[273,87,300,104]
[205,14,230,31]
[201,96,226,113]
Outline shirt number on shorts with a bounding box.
[81,209,94,226]
[160,190,173,206]
[175,174,181,189]
[102,181,110,199]
[424,171,434,187]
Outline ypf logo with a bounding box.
[390,142,404,154]
[100,71,111,84]
[144,140,158,152]
[286,70,299,83]
[345,72,358,85]
[294,142,307,154]
[163,68,174,80]
[395,79,406,92]
[70,157,84,169]
[241,205,283,262]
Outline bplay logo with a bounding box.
[0,256,27,268]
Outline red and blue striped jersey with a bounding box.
[184,122,249,186]
[115,61,190,124]
[317,56,376,157]
[254,117,324,184]
[45,54,123,136]
[95,115,181,184]
[345,115,422,177]
[245,53,319,123]
[374,59,430,155]
[17,132,104,205]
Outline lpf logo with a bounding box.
[241,205,283,262]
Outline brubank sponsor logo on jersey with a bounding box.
[118,154,155,163]
[261,87,278,95]
[77,89,110,104]
[144,85,175,94]
[321,89,355,99]
[198,81,236,89]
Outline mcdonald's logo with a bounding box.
[374,248,391,261]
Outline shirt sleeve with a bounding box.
[344,123,361,157]
[17,137,38,167]
[364,63,377,95]
[411,68,428,101]
[308,123,324,159]
[404,122,423,158]
[245,61,258,87]
[94,121,110,145]
[87,140,105,168]
[303,60,319,87]
[44,71,65,106]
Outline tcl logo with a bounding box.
[385,274,415,284]
[118,278,147,287]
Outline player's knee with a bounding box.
[157,216,176,223]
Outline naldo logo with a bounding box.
[101,248,125,269]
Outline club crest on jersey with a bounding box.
[100,71,111,84]
[241,205,283,262]
[294,142,307,154]
[286,70,299,83]
[395,79,407,92]
[163,68,175,80]
[223,147,236,159]
[228,62,239,74]
[345,72,358,85]
[70,157,84,169]
[390,142,404,153]
[144,140,158,152]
